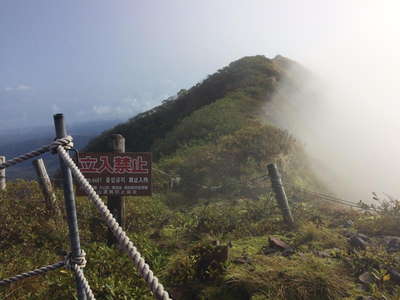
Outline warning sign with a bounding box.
[76,152,152,196]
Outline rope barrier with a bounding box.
[0,261,65,286]
[310,194,363,209]
[299,189,358,206]
[72,265,96,300]
[195,174,270,192]
[0,136,73,170]
[153,167,173,178]
[0,252,94,298]
[296,188,358,205]
[0,250,89,283]
[64,250,87,270]
[64,250,95,299]
[247,174,270,184]
[284,183,373,210]
[56,146,171,300]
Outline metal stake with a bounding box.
[267,163,295,228]
[53,114,86,300]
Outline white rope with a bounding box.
[64,249,95,299]
[72,265,96,300]
[0,136,73,169]
[64,250,87,270]
[57,146,171,300]
[63,250,95,299]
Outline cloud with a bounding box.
[264,3,400,202]
[92,97,153,119]
[51,104,60,113]
[93,105,113,115]
[3,84,32,92]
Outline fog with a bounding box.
[266,2,400,202]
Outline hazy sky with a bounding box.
[0,0,370,128]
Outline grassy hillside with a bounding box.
[3,181,400,299]
[2,55,400,299]
[85,55,285,154]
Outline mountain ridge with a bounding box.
[83,54,320,202]
[85,55,294,155]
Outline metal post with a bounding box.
[53,114,87,300]
[0,156,5,191]
[107,134,126,246]
[267,163,295,228]
[33,158,59,214]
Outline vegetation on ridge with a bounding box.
[85,55,283,155]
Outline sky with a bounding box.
[2,0,400,200]
[0,0,362,129]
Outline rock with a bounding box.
[357,233,370,242]
[316,250,331,258]
[343,220,354,228]
[232,256,252,265]
[211,240,220,246]
[383,235,400,244]
[149,230,161,239]
[263,237,294,256]
[262,247,279,255]
[268,237,290,250]
[358,272,375,285]
[388,268,400,284]
[281,248,295,257]
[356,283,369,292]
[342,230,356,238]
[349,235,368,250]
[387,237,400,252]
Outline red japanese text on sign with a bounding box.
[76,152,152,196]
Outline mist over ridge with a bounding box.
[269,47,400,201]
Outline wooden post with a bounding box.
[0,156,5,191]
[33,158,59,214]
[107,134,126,246]
[54,114,87,300]
[267,163,295,228]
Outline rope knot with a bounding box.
[64,250,86,270]
[50,136,74,154]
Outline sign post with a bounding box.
[107,134,126,246]
[33,158,59,215]
[76,136,152,245]
[0,156,5,191]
